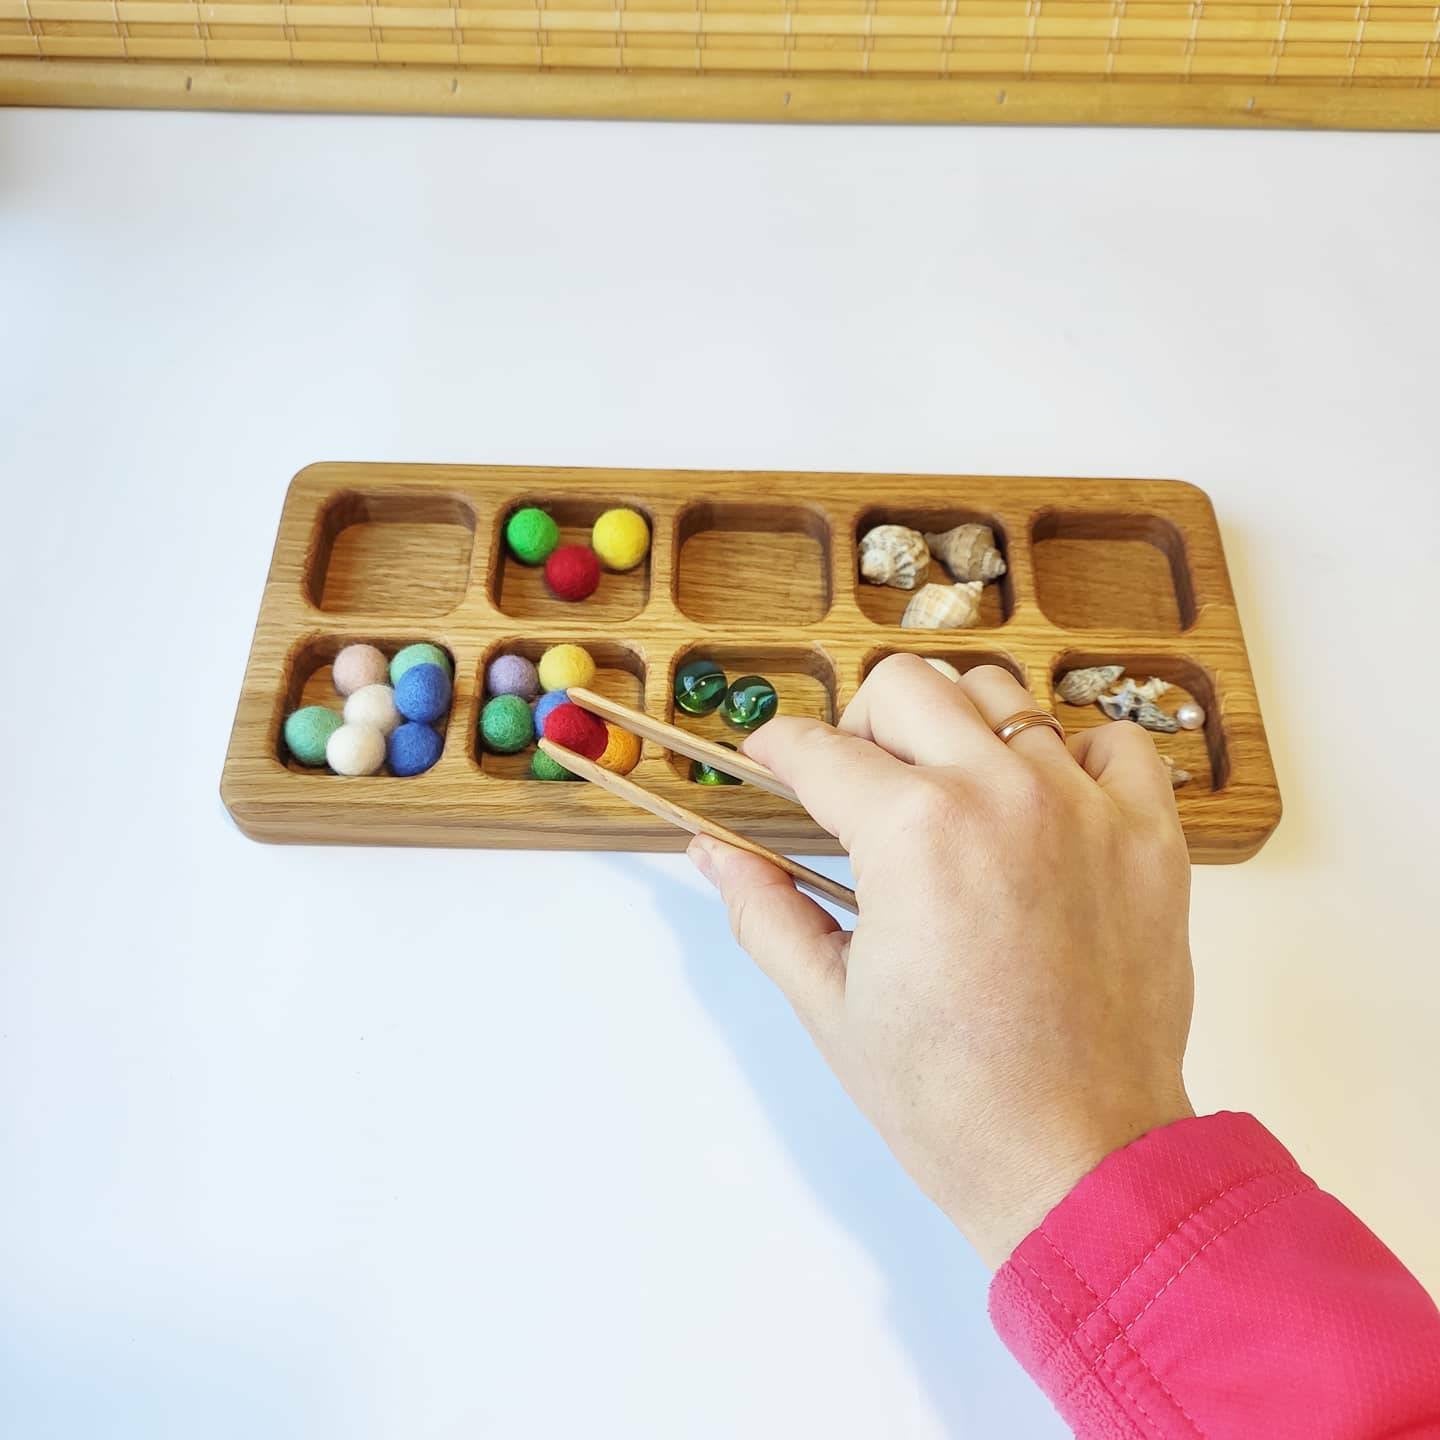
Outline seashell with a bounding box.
[1056,664,1125,705]
[1124,676,1172,703]
[900,581,984,631]
[1159,754,1193,789]
[924,657,962,683]
[924,523,1007,584]
[858,525,930,590]
[1098,689,1181,733]
[1131,700,1180,734]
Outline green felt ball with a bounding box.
[506,507,560,565]
[284,705,342,766]
[390,643,452,686]
[531,748,577,781]
[481,694,534,754]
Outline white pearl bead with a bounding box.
[1175,701,1206,731]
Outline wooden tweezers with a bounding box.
[540,686,858,915]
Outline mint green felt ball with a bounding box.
[390,643,452,686]
[505,507,560,565]
[481,694,534,754]
[284,705,342,766]
[531,748,576,781]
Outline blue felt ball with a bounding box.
[532,689,569,729]
[388,721,444,777]
[394,662,452,724]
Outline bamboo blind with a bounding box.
[2,0,1438,125]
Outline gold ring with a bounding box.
[993,709,1065,745]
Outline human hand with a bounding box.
[687,656,1195,1268]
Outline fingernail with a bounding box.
[687,835,717,884]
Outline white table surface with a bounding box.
[2,109,1436,1439]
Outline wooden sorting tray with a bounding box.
[221,464,1281,862]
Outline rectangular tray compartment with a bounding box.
[854,504,1014,629]
[493,495,652,623]
[1032,509,1195,634]
[675,501,831,627]
[664,643,836,782]
[307,491,476,616]
[223,464,1280,862]
[477,638,647,779]
[1051,652,1224,793]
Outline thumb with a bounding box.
[688,835,848,1029]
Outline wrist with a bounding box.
[961,1091,1196,1269]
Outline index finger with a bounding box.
[742,716,913,854]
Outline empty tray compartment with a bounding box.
[665,644,835,781]
[1033,510,1195,633]
[476,638,646,778]
[306,491,476,616]
[854,505,1014,628]
[675,501,831,627]
[493,497,652,623]
[1050,652,1224,792]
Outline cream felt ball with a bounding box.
[332,643,390,696]
[344,683,401,736]
[591,508,650,571]
[326,722,386,776]
[537,643,596,693]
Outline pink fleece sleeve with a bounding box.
[988,1112,1440,1438]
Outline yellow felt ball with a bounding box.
[597,723,642,776]
[591,508,650,572]
[537,643,596,693]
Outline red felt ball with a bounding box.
[542,703,608,760]
[544,544,601,602]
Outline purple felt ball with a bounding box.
[487,653,540,701]
[394,662,452,724]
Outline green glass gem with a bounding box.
[720,675,778,731]
[674,658,727,716]
[692,741,742,786]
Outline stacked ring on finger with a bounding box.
[993,710,1066,746]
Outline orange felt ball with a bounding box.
[597,724,642,776]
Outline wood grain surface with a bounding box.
[220,463,1281,861]
[4,59,1440,132]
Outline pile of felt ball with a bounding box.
[282,642,453,778]
[503,504,651,604]
[479,641,642,782]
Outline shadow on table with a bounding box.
[600,851,1046,1437]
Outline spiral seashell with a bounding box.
[858,525,930,590]
[1056,664,1125,705]
[924,523,1007,584]
[900,581,984,630]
